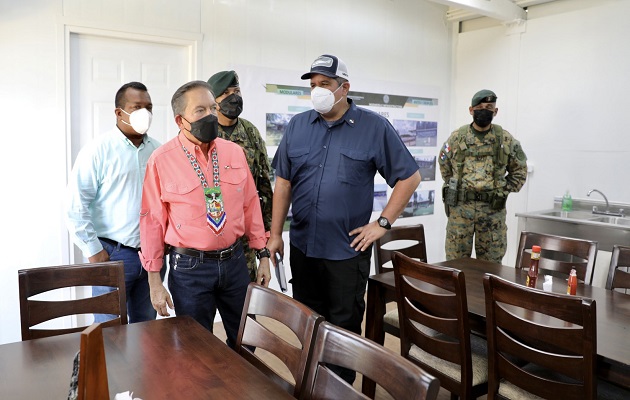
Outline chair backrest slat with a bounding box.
[303,321,440,400]
[374,224,427,274]
[515,231,598,284]
[235,283,324,398]
[484,274,597,400]
[393,252,487,399]
[18,261,127,341]
[607,245,630,292]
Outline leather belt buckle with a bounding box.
[217,248,233,260]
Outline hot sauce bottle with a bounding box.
[526,245,541,288]
[567,268,578,295]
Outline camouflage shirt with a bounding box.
[218,118,273,231]
[438,123,527,194]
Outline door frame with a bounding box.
[58,23,202,265]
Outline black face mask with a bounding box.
[473,109,494,128]
[218,93,243,120]
[183,114,219,143]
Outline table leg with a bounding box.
[362,278,386,397]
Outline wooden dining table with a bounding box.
[363,257,630,396]
[0,316,294,399]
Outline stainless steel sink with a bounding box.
[588,216,630,226]
[539,211,594,219]
[517,201,630,253]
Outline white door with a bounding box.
[67,33,191,324]
[70,33,190,161]
[69,33,191,263]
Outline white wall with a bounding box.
[0,0,452,344]
[453,0,630,266]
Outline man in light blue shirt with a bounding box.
[66,82,162,323]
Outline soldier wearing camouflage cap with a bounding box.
[438,89,527,263]
[208,70,273,282]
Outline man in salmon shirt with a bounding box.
[139,80,270,347]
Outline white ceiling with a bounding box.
[426,0,558,23]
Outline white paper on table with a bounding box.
[114,391,142,400]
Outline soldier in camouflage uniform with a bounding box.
[208,71,273,281]
[438,90,527,263]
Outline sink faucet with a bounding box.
[587,189,609,211]
[587,189,625,217]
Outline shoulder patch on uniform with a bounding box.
[440,143,451,161]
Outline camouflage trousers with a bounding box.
[445,201,507,263]
[241,236,258,282]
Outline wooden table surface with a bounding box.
[0,316,294,399]
[363,258,630,395]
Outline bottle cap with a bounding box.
[532,245,541,252]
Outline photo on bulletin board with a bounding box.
[416,155,437,182]
[261,81,440,223]
[401,189,435,217]
[392,120,438,147]
[265,113,294,146]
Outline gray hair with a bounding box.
[171,80,214,116]
[335,77,348,86]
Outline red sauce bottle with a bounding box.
[567,268,577,295]
[526,245,541,288]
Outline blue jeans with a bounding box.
[167,243,250,348]
[92,239,160,323]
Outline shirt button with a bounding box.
[319,164,323,168]
[323,145,327,149]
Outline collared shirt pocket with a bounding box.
[287,146,311,181]
[163,178,207,220]
[220,160,248,186]
[338,148,371,186]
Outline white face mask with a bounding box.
[311,83,344,114]
[120,108,152,134]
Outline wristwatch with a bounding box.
[256,247,271,259]
[377,216,392,230]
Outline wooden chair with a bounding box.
[515,231,598,285]
[19,261,127,340]
[78,323,110,400]
[374,224,428,338]
[483,274,597,399]
[606,245,630,293]
[235,283,324,398]
[393,252,488,400]
[303,321,440,400]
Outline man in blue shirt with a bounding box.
[66,82,162,323]
[269,54,421,383]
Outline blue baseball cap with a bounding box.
[301,54,349,80]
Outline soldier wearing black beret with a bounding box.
[438,89,528,263]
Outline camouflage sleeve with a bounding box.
[438,131,456,183]
[250,124,273,232]
[505,136,528,193]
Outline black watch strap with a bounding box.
[256,247,271,259]
[378,216,392,230]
